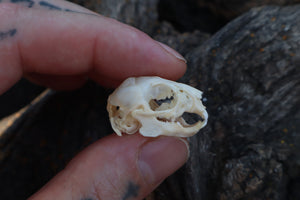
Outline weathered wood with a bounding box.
[70,0,159,35]
[153,5,300,200]
[196,0,300,19]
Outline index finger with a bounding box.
[0,1,186,93]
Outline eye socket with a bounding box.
[149,96,175,111]
[148,84,176,111]
[153,96,174,106]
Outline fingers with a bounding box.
[29,134,189,200]
[0,1,186,94]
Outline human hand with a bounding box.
[0,0,189,199]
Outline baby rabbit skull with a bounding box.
[107,76,208,137]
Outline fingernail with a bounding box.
[157,42,187,63]
[138,137,189,185]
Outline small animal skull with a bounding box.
[107,76,208,137]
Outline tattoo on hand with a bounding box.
[0,29,17,41]
[1,0,97,16]
[39,1,61,11]
[39,1,97,16]
[122,182,140,200]
[10,0,34,8]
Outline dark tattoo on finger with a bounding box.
[39,1,97,16]
[10,0,34,8]
[122,181,140,200]
[63,8,98,16]
[1,0,98,17]
[39,1,61,11]
[0,29,17,41]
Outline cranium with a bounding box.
[107,76,208,137]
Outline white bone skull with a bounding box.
[107,76,208,137]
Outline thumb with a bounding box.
[29,134,189,200]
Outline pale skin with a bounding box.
[0,0,189,199]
